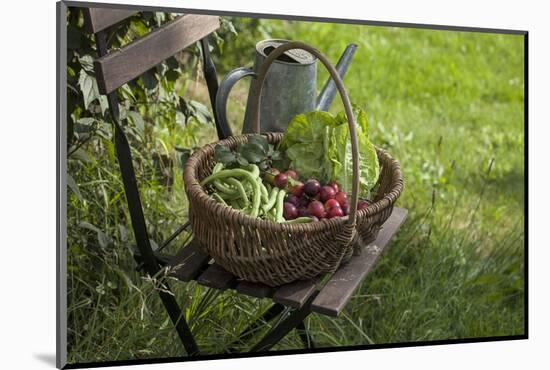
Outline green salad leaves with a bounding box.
[279,106,380,198]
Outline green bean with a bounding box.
[211,163,237,194]
[249,180,262,218]
[211,193,227,205]
[218,191,241,201]
[266,204,278,221]
[229,199,241,209]
[213,180,237,195]
[243,181,254,194]
[201,168,258,186]
[262,187,279,214]
[237,198,248,210]
[258,178,268,203]
[226,178,249,206]
[283,217,313,224]
[245,164,260,179]
[202,166,262,218]
[212,162,224,174]
[275,189,286,222]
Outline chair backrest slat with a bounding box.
[94,14,220,95]
[84,7,136,34]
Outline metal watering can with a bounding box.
[216,39,357,134]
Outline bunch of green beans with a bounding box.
[201,163,295,222]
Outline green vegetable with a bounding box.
[283,217,314,224]
[201,168,258,186]
[210,162,238,195]
[249,179,262,218]
[262,186,279,214]
[225,178,249,207]
[213,135,286,171]
[258,179,269,203]
[211,193,227,204]
[327,108,380,197]
[213,180,237,196]
[244,163,260,179]
[279,106,380,198]
[274,189,286,222]
[206,149,288,222]
[279,111,335,180]
[212,162,224,174]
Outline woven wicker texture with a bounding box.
[183,42,403,286]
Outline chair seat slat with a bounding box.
[197,264,236,290]
[236,281,274,299]
[310,207,408,317]
[166,239,210,282]
[272,277,321,308]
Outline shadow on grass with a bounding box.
[460,166,524,209]
[490,169,524,205]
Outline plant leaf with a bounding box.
[78,70,95,110]
[67,173,83,202]
[142,69,158,90]
[214,145,236,165]
[238,141,266,163]
[79,222,113,249]
[78,55,95,73]
[248,135,269,153]
[127,111,145,136]
[236,156,249,167]
[70,148,94,163]
[118,224,128,242]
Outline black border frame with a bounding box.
[57,1,528,368]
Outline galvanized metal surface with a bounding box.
[216,39,357,134]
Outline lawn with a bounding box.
[66,15,524,363]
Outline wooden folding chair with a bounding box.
[76,4,408,357]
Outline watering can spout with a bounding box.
[316,43,358,111]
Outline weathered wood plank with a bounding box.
[83,7,136,34]
[272,277,321,308]
[94,14,219,94]
[165,239,210,282]
[311,207,408,317]
[197,264,236,290]
[235,281,274,299]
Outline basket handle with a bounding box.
[248,41,360,226]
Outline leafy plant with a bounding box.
[214,135,289,171]
[280,106,379,197]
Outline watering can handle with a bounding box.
[215,67,257,137]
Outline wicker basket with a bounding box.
[184,42,403,287]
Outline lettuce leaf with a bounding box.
[333,107,380,197]
[285,143,324,180]
[280,111,337,182]
[281,106,380,198]
[280,111,336,150]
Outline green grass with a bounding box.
[66,18,524,363]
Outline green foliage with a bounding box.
[210,17,292,73]
[281,107,380,197]
[65,7,232,362]
[214,135,285,171]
